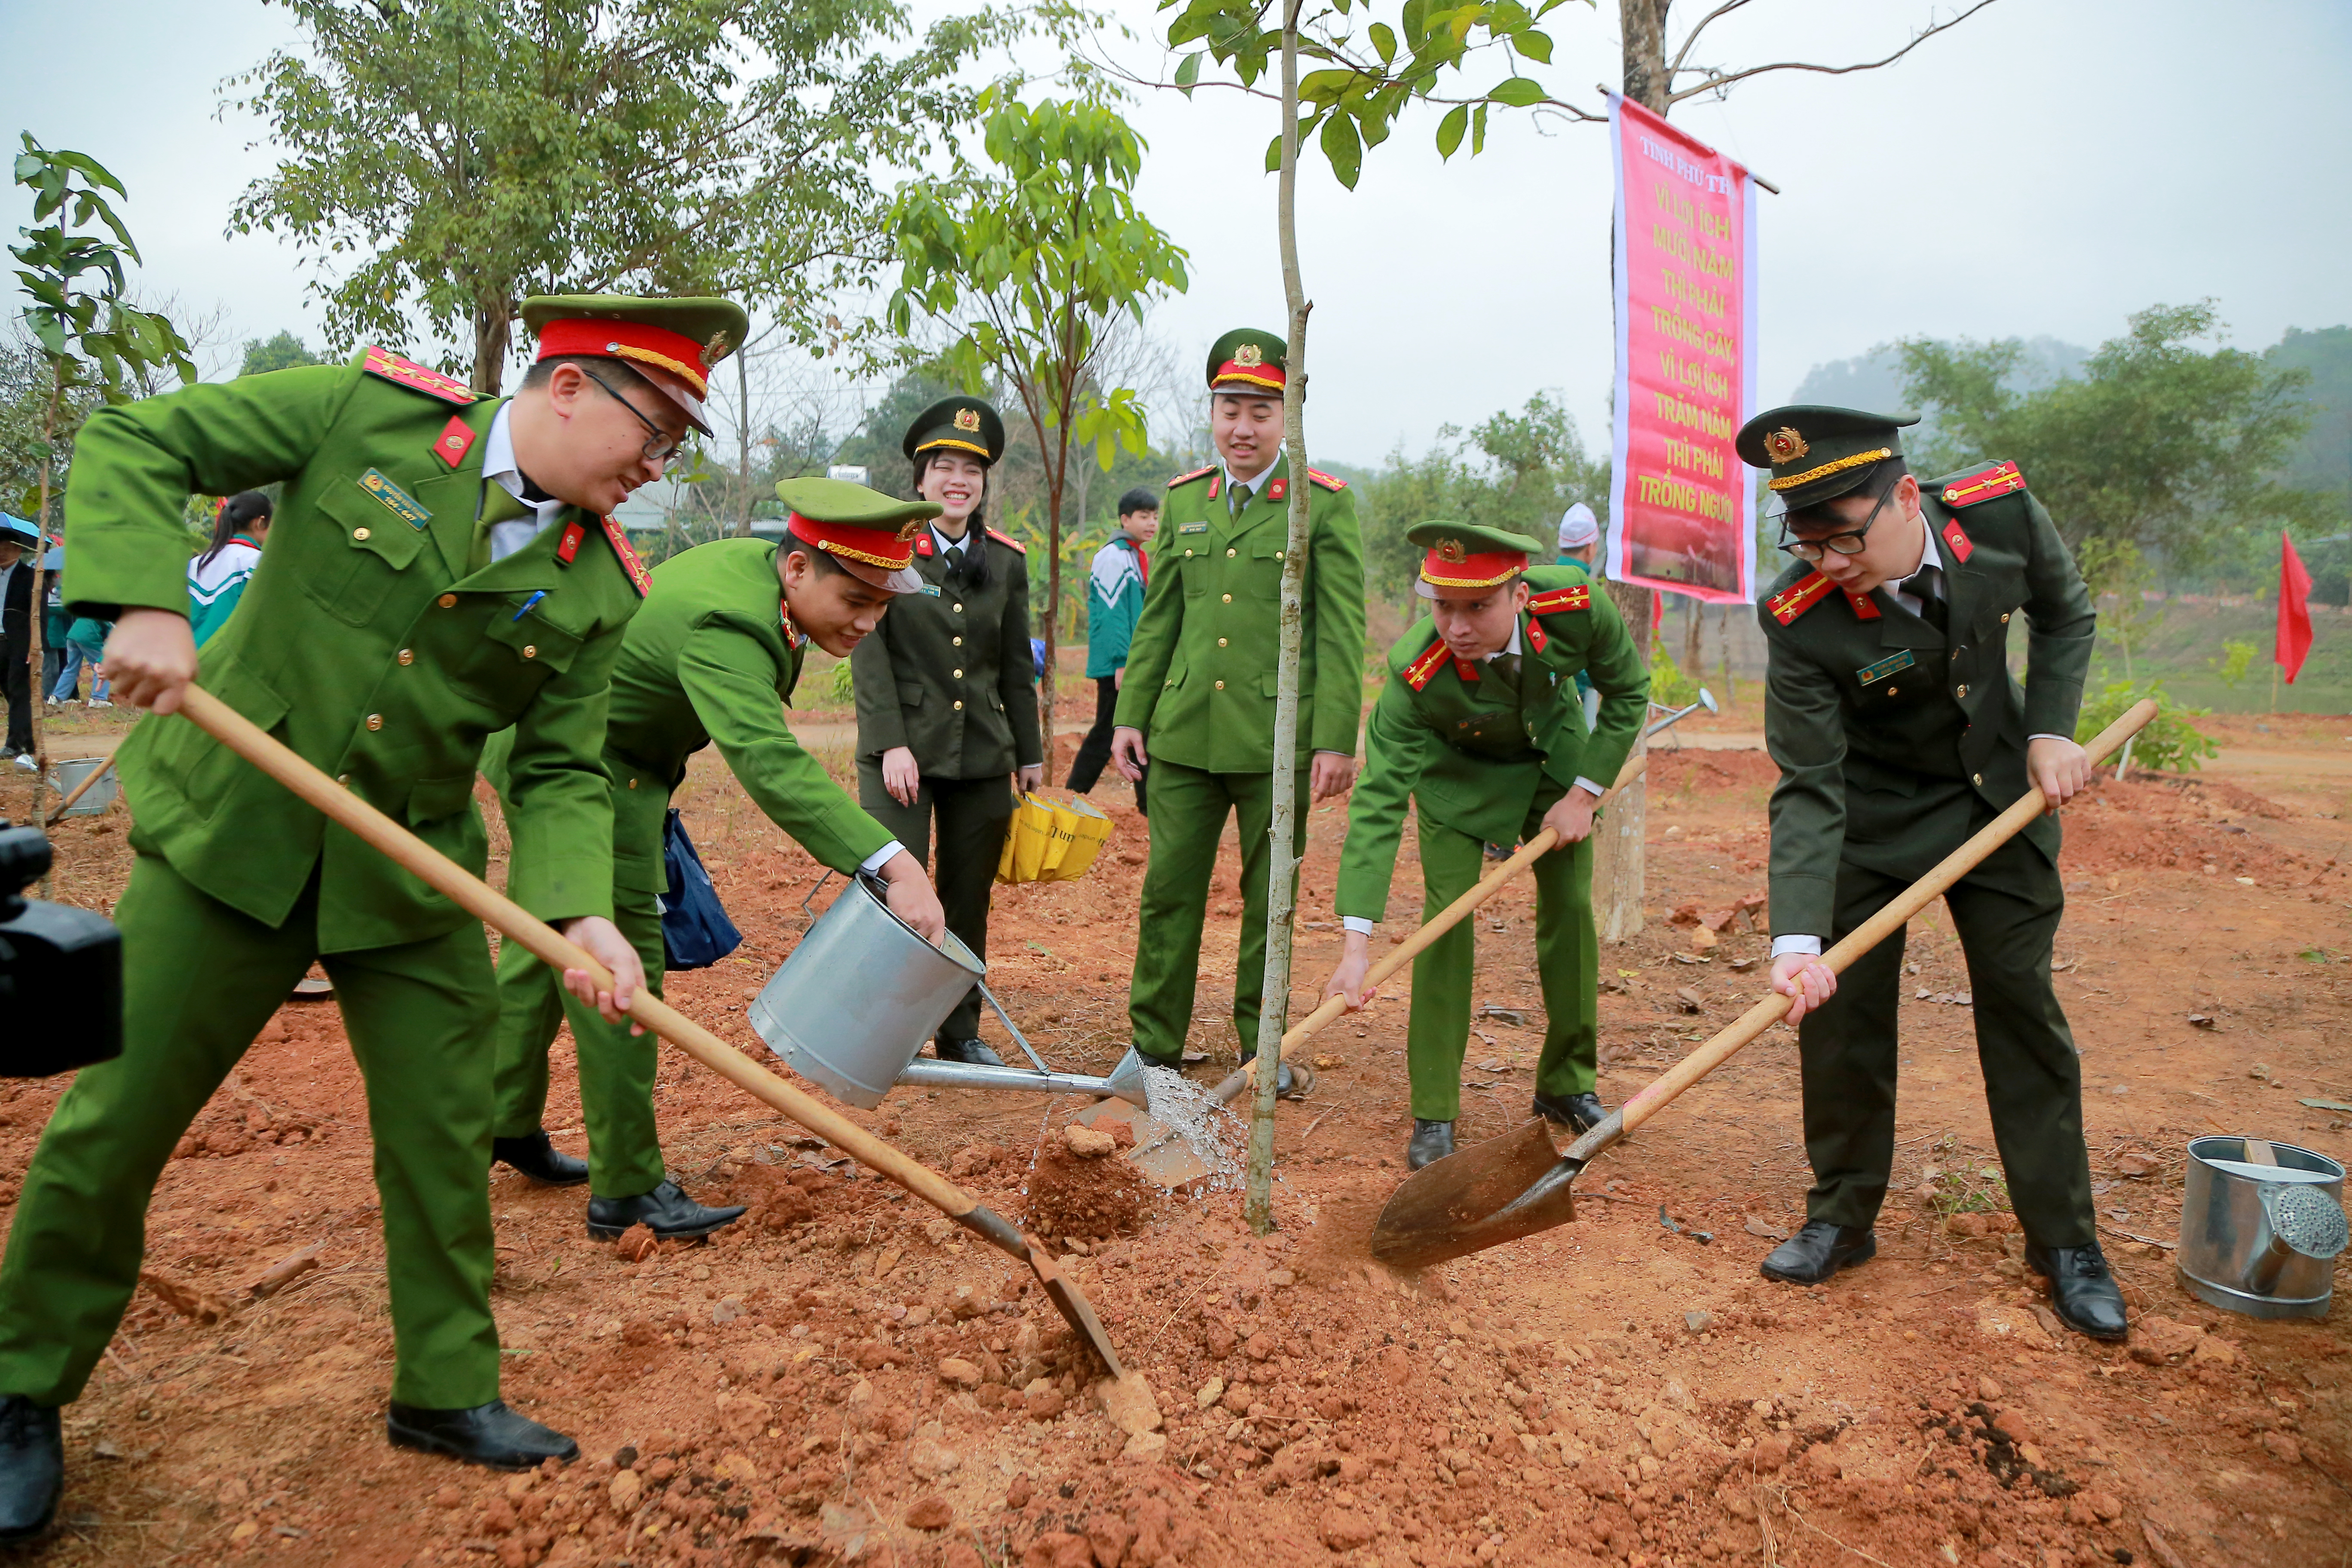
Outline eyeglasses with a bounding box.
[1778,475,1895,563]
[579,365,686,470]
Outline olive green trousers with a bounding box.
[0,851,504,1409]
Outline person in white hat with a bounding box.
[1556,503,1600,569]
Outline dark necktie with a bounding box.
[1228,481,1251,520]
[1486,653,1523,694]
[944,541,965,577]
[1911,564,1949,633]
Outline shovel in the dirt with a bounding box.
[1370,698,2160,1269]
[1081,753,1652,1188]
[172,686,1128,1377]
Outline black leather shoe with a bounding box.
[1237,1051,1301,1099]
[387,1400,579,1471]
[1759,1220,1877,1284]
[2026,1241,2130,1341]
[1407,1120,1455,1170]
[0,1396,62,1542]
[586,1179,746,1241]
[1531,1091,1607,1132]
[933,1037,1007,1067]
[492,1131,589,1187]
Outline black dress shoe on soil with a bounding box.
[1531,1091,1607,1132]
[586,1179,746,1241]
[2026,1241,2130,1341]
[387,1400,579,1471]
[1759,1220,1877,1284]
[933,1037,1007,1067]
[1237,1051,1301,1099]
[492,1131,589,1187]
[0,1395,62,1542]
[1407,1120,1456,1170]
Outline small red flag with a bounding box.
[2278,533,2314,685]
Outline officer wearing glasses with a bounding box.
[1738,406,2126,1344]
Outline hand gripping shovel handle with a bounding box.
[1562,698,2161,1164]
[174,686,1125,1374]
[1215,753,1651,1105]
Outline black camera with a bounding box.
[0,823,123,1076]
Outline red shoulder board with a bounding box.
[1525,614,1549,653]
[1766,570,1837,626]
[1167,466,1215,490]
[601,515,651,597]
[361,346,475,405]
[1266,478,1286,501]
[555,520,585,564]
[1527,584,1591,616]
[1936,514,1974,564]
[1455,658,1482,683]
[986,527,1025,555]
[432,414,477,468]
[914,533,934,557]
[1403,637,1450,692]
[1307,468,1346,492]
[1846,588,1882,620]
[1938,461,2024,510]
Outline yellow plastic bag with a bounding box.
[1050,795,1114,882]
[995,791,1117,885]
[996,792,1059,885]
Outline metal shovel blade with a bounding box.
[1369,1119,1584,1268]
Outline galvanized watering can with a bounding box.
[2175,1136,2348,1320]
[747,872,1146,1112]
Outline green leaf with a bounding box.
[1264,132,1283,175]
[1319,112,1363,189]
[1515,29,1554,64]
[1175,51,1202,94]
[1488,76,1545,107]
[1370,21,1398,63]
[1436,103,1468,159]
[1472,102,1488,154]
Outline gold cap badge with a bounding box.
[1763,427,1809,465]
[1234,343,1264,368]
[896,520,924,541]
[952,407,981,432]
[1434,539,1470,564]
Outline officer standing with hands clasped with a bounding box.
[851,395,1041,1067]
[483,352,952,1235]
[1323,524,1647,1167]
[1743,405,2125,1341]
[0,296,729,1534]
[1111,328,1367,1091]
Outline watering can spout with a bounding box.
[1101,1047,1152,1108]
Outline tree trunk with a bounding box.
[1041,440,1063,780]
[472,297,513,395]
[1246,0,1314,1237]
[1593,0,1675,943]
[1682,594,1702,677]
[734,347,756,539]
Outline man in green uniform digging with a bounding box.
[0,295,738,1531]
[1109,328,1367,1090]
[1742,405,2123,1341]
[1322,523,1647,1168]
[485,475,948,1239]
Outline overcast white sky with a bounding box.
[5,0,2349,469]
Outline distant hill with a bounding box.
[2269,325,2352,509]
[1788,337,2090,451]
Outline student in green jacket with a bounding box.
[485,477,949,1238]
[0,296,737,1532]
[1065,486,1159,811]
[1323,524,1647,1168]
[1110,330,1367,1088]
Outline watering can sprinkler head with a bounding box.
[1699,687,1718,714]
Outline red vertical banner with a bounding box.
[2278,533,2313,683]
[1604,94,1758,605]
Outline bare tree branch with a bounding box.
[1667,0,1758,82]
[1666,0,2000,106]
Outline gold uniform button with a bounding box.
[352,527,371,542]
[1972,772,1984,786]
[1221,593,1233,604]
[1886,686,1897,697]
[1955,683,1967,698]
[1226,547,1237,557]
[1184,548,1194,559]
[397,649,414,665]
[438,594,458,609]
[523,645,537,659]
[1214,680,1225,690]
[2000,612,2011,623]
[952,603,963,613]
[952,668,963,679]
[337,774,350,786]
[1217,637,1228,648]
[953,699,965,710]
[627,778,638,790]
[365,714,383,731]
[952,636,963,646]
[1275,550,1285,561]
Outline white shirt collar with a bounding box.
[1221,452,1281,492]
[931,520,976,556]
[1901,516,1943,585]
[481,403,567,561]
[1485,620,1524,661]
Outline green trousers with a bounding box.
[1128,760,1309,1063]
[1798,828,2093,1246]
[492,879,668,1199]
[0,852,502,1409]
[1408,795,1597,1121]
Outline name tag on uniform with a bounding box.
[1178,521,1208,534]
[919,584,941,597]
[1855,649,1916,686]
[358,468,432,530]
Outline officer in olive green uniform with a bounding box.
[0,296,741,1526]
[851,397,1042,1063]
[485,478,943,1237]
[1328,524,1647,1167]
[1111,330,1368,1083]
[1744,405,2125,1341]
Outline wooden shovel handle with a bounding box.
[1610,699,2159,1138]
[1232,751,1651,1093]
[175,685,985,1222]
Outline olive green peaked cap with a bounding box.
[1206,327,1288,398]
[1735,405,1920,513]
[1406,520,1547,597]
[773,476,940,594]
[902,395,1005,465]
